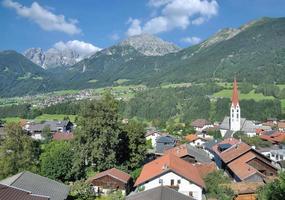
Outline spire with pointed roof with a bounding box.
[231,78,239,107]
[230,78,241,131]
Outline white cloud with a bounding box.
[2,0,81,35]
[181,36,202,45]
[53,40,101,57]
[127,0,218,35]
[110,33,120,41]
[126,18,142,36]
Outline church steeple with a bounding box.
[231,78,239,108]
[230,78,241,131]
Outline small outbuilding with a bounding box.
[89,168,132,196]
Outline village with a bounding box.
[1,79,285,200]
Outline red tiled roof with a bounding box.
[53,132,74,141]
[185,134,199,142]
[0,184,49,200]
[90,168,131,184]
[260,132,285,143]
[191,119,210,128]
[164,144,189,158]
[135,154,205,188]
[232,78,239,107]
[195,162,217,178]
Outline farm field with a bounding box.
[213,90,275,101]
[3,114,77,124]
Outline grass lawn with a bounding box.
[281,100,285,112]
[34,114,76,122]
[3,117,22,123]
[161,82,192,88]
[52,90,80,95]
[213,90,275,101]
[114,79,129,84]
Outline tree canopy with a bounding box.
[0,123,39,179]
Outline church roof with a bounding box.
[232,79,239,107]
[220,117,256,134]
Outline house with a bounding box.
[155,135,177,156]
[185,134,208,147]
[220,79,257,137]
[225,182,264,200]
[191,119,213,132]
[0,183,49,200]
[145,130,162,147]
[0,171,69,200]
[25,120,74,140]
[53,132,74,141]
[135,154,205,200]
[211,138,277,182]
[126,186,195,200]
[88,168,132,196]
[164,144,212,164]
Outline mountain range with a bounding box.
[1,17,285,97]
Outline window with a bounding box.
[171,179,174,186]
[177,179,181,184]
[237,114,239,118]
[232,109,234,112]
[189,192,193,197]
[159,179,163,184]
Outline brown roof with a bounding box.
[90,168,131,184]
[195,162,217,178]
[185,134,199,142]
[220,143,251,164]
[227,151,263,181]
[191,119,210,128]
[232,78,239,107]
[212,138,251,164]
[53,132,74,141]
[0,184,49,200]
[224,182,264,195]
[135,154,205,188]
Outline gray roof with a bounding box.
[155,135,177,154]
[220,116,256,133]
[28,121,70,133]
[203,139,221,150]
[224,130,234,139]
[0,171,69,200]
[126,186,195,200]
[186,144,212,163]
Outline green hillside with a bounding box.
[0,51,56,97]
[62,17,285,90]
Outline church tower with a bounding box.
[230,78,241,131]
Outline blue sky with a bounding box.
[1,0,285,53]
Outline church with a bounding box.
[220,79,257,138]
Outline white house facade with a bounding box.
[139,171,202,200]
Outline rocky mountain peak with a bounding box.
[119,34,181,56]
